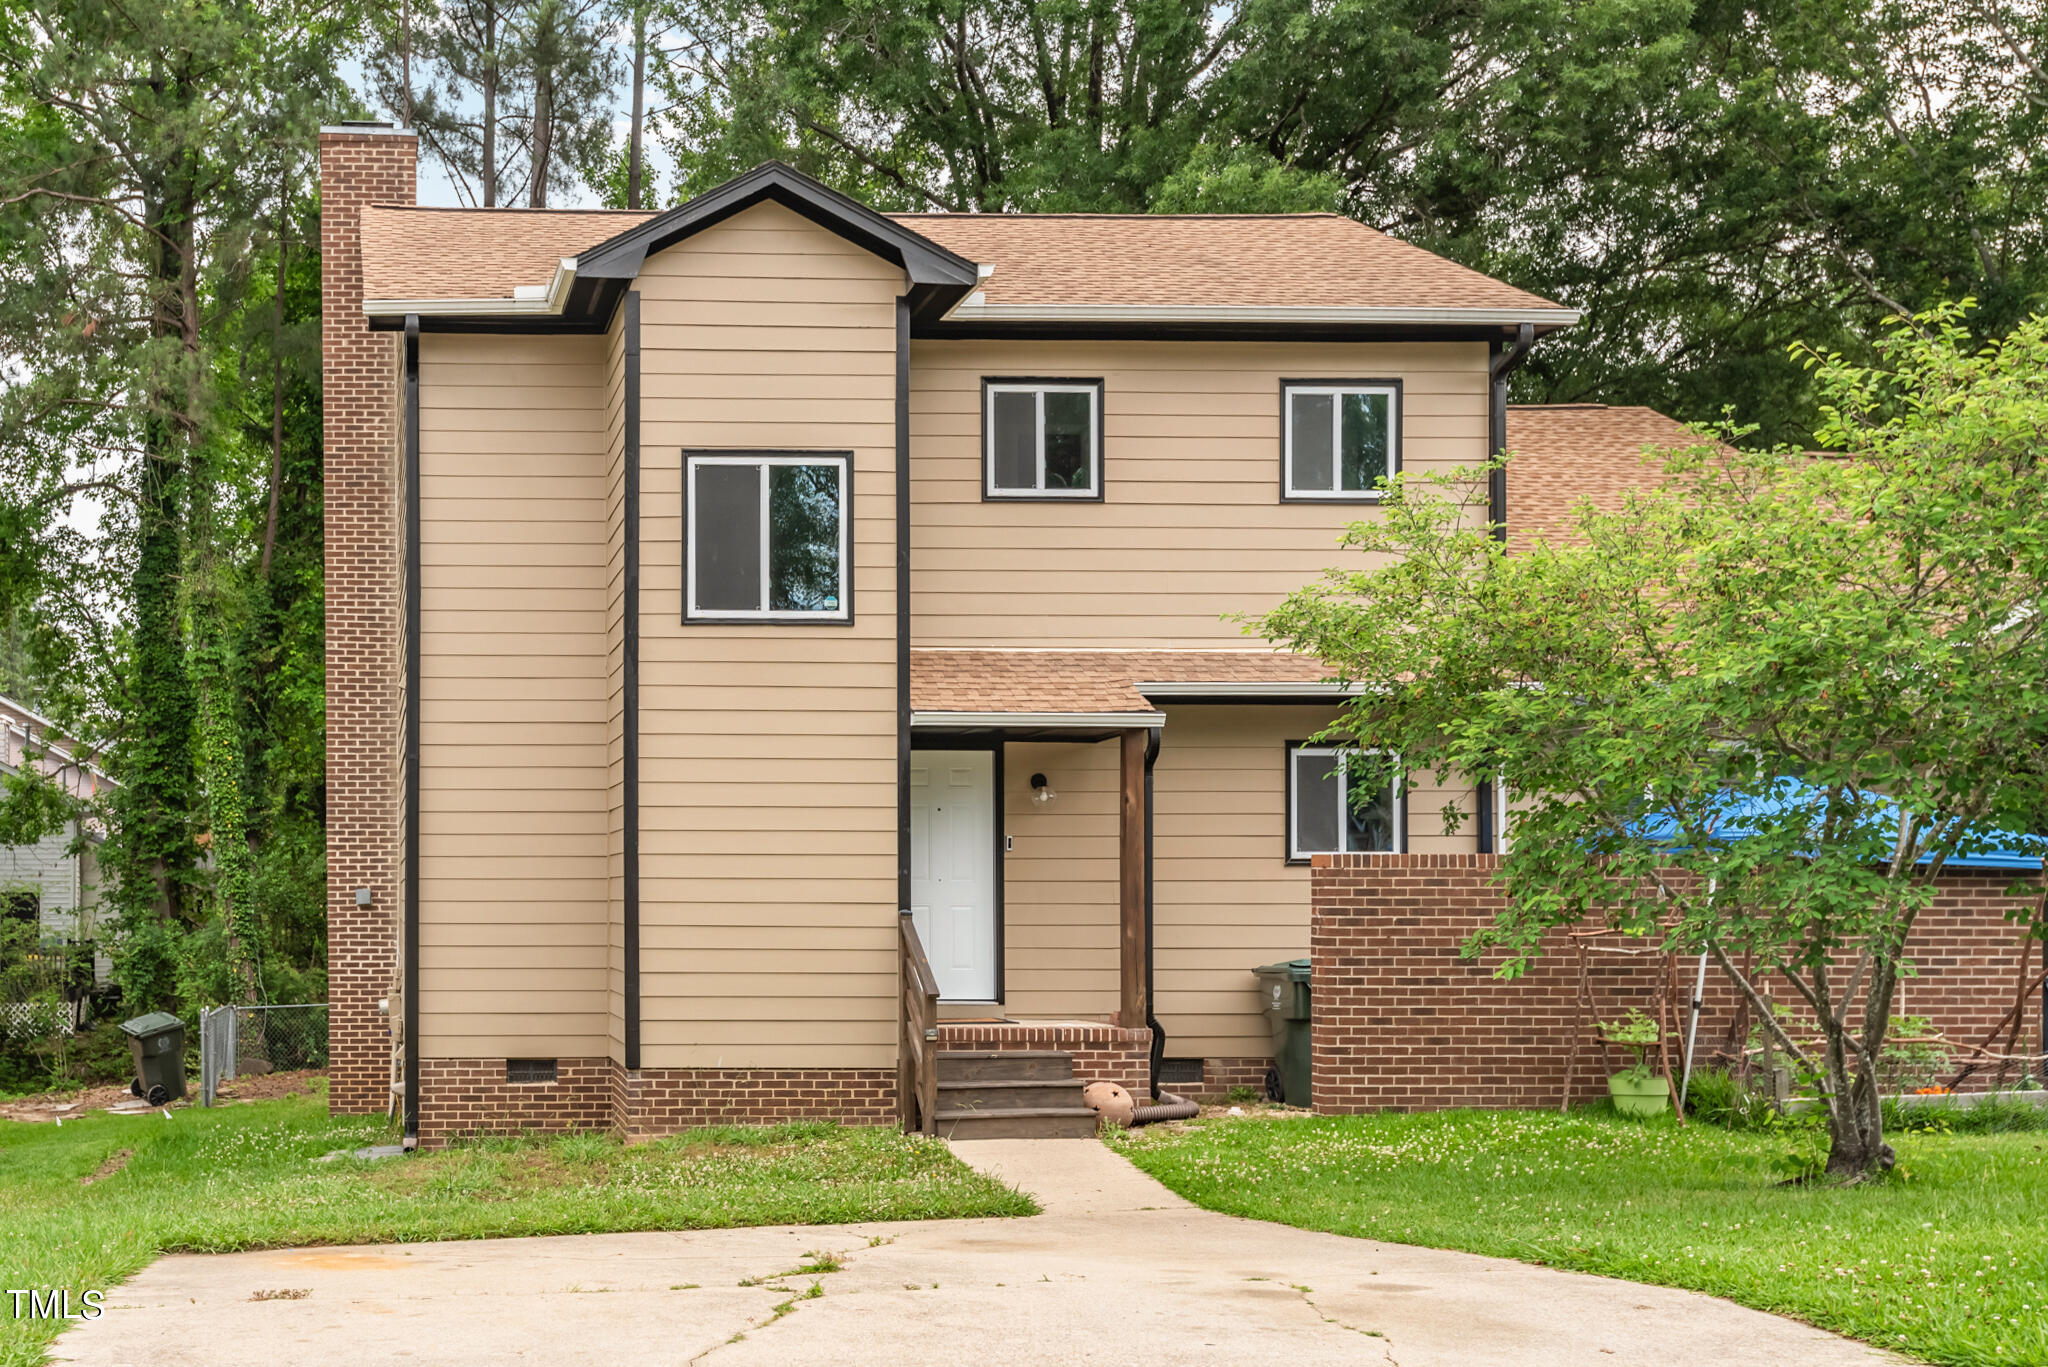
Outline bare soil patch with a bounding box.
[81,1148,134,1186]
[212,1069,324,1103]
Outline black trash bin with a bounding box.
[1253,959,1313,1107]
[120,1011,187,1105]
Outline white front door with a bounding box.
[910,750,998,1001]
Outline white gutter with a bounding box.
[943,303,1582,327]
[364,257,578,318]
[1135,680,1360,699]
[911,710,1166,729]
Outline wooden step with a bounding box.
[938,1078,1086,1111]
[935,1106,1100,1140]
[937,1050,1074,1083]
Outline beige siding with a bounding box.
[635,201,904,1069]
[1000,741,1118,1018]
[990,706,1475,1046]
[417,331,612,1058]
[908,339,1490,646]
[1153,706,1472,1058]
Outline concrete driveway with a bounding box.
[53,1138,1899,1366]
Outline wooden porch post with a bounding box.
[1119,727,1148,1028]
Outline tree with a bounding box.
[636,0,2048,441]
[0,0,352,1009]
[1258,304,2048,1177]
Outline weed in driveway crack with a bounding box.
[1290,1284,1398,1366]
[691,1240,866,1364]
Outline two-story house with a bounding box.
[319,124,1599,1143]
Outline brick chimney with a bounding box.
[319,123,417,1115]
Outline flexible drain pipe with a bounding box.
[1131,1091,1199,1125]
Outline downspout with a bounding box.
[1487,321,1535,546]
[402,315,421,1145]
[1142,726,1163,1098]
[895,296,912,924]
[622,291,641,1071]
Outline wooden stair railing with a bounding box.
[899,911,941,1135]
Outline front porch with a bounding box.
[898,648,1361,1133]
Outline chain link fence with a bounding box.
[199,1002,329,1106]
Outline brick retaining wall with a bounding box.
[1310,854,2043,1113]
[938,1021,1152,1095]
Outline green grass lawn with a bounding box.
[0,1086,1032,1367]
[1114,1108,2048,1367]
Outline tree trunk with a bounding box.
[627,1,645,210]
[482,1,498,207]
[529,59,553,208]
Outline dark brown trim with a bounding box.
[918,320,1563,345]
[1119,729,1148,1029]
[908,734,1006,1005]
[679,449,856,625]
[978,376,1108,503]
[896,298,912,930]
[622,292,642,1071]
[1277,377,1404,504]
[402,315,421,1140]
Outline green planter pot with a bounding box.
[1608,1070,1670,1117]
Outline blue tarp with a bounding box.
[1630,777,2043,871]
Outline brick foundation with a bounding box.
[319,126,417,1115]
[417,1057,613,1144]
[611,1067,896,1142]
[415,1059,897,1147]
[938,1020,1153,1095]
[1310,854,2045,1114]
[1190,1056,1276,1098]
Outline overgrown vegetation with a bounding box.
[1117,1110,2048,1366]
[0,1092,1033,1367]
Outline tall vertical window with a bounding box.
[1286,744,1402,861]
[984,379,1103,499]
[685,453,849,622]
[1282,381,1400,500]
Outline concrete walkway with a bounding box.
[54,1138,1900,1366]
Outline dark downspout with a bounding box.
[1480,322,1535,856]
[402,315,421,1144]
[895,297,912,923]
[622,291,641,1071]
[1142,727,1163,1098]
[1487,321,1535,546]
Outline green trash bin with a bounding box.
[1253,959,1313,1107]
[120,1012,187,1106]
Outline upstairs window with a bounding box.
[1283,381,1400,500]
[1287,744,1402,861]
[685,453,849,622]
[984,379,1102,499]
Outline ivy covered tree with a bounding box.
[1259,305,2048,1177]
[0,0,348,1014]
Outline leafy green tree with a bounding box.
[1259,305,2048,1177]
[632,0,2048,441]
[0,0,352,1008]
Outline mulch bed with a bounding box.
[0,1068,326,1122]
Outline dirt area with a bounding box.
[0,1068,325,1122]
[0,1082,160,1124]
[212,1069,325,1103]
[81,1148,134,1185]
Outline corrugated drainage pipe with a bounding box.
[1130,1091,1198,1125]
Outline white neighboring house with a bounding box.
[0,695,112,951]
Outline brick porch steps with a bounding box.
[935,1050,1097,1139]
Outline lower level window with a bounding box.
[686,453,849,621]
[1288,745,1401,860]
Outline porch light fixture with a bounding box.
[1029,773,1056,806]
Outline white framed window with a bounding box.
[685,452,849,622]
[1282,381,1400,500]
[1287,744,1403,861]
[983,379,1103,499]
